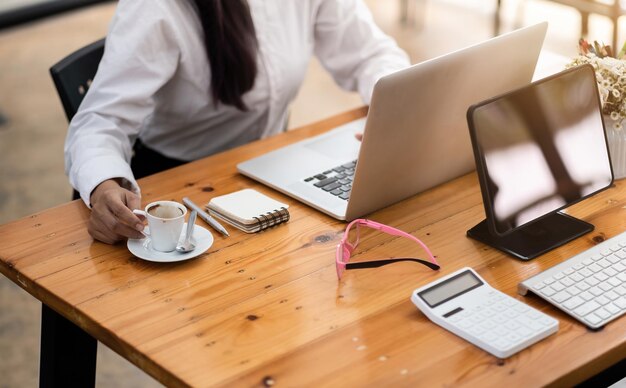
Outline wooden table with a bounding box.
[1,107,625,387]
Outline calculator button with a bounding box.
[505,333,521,343]
[481,320,497,330]
[539,316,555,326]
[527,310,542,320]
[458,320,473,329]
[494,338,512,350]
[505,321,521,331]
[493,315,507,324]
[513,304,530,313]
[494,327,508,337]
[480,332,498,343]
[516,326,533,338]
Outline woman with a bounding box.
[65,0,410,244]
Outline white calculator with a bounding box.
[411,267,559,358]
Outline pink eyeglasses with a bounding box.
[336,219,440,280]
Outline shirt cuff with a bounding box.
[71,155,140,207]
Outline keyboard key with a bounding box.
[552,291,571,303]
[617,273,626,282]
[598,259,612,268]
[598,282,613,292]
[610,244,622,252]
[579,291,594,301]
[322,182,341,192]
[585,277,600,286]
[540,286,556,297]
[615,297,626,309]
[595,308,611,320]
[603,267,618,277]
[543,277,556,285]
[560,277,575,287]
[533,282,546,290]
[569,273,584,282]
[600,248,612,256]
[615,286,626,296]
[565,286,581,296]
[594,272,609,282]
[339,192,350,200]
[314,174,327,180]
[330,188,343,196]
[595,295,610,305]
[554,272,565,280]
[578,268,593,277]
[589,287,603,296]
[581,258,594,266]
[573,301,600,317]
[608,277,622,287]
[588,263,603,273]
[563,296,584,310]
[576,281,590,291]
[607,255,621,264]
[551,282,566,291]
[590,253,603,261]
[605,290,620,301]
[584,313,602,325]
[314,177,337,187]
[604,303,621,315]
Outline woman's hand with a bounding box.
[88,179,145,244]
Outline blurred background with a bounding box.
[0,0,623,386]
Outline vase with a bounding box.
[603,114,626,180]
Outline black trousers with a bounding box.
[72,139,188,200]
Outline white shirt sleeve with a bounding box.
[313,0,411,104]
[64,0,180,206]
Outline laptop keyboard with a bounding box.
[303,160,357,200]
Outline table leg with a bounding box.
[39,304,97,388]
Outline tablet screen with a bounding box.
[469,64,613,235]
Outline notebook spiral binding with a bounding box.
[253,207,290,231]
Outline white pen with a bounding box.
[182,197,230,237]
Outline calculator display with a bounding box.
[418,270,483,307]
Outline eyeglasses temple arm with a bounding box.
[345,258,440,271]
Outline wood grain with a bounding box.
[1,106,625,387]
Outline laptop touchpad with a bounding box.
[304,127,361,160]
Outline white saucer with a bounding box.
[127,223,214,262]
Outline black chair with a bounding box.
[50,38,105,121]
[50,38,105,200]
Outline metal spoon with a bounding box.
[176,210,197,253]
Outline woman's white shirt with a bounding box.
[64,0,410,205]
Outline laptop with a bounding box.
[238,22,548,221]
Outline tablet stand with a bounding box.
[467,212,594,260]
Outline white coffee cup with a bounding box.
[133,200,187,252]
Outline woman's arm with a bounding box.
[313,0,411,104]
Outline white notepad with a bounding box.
[206,189,290,233]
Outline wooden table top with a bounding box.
[1,107,625,387]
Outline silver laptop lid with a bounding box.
[345,22,548,220]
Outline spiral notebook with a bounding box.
[206,189,290,233]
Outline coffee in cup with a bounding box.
[133,200,187,252]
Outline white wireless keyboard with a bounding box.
[519,230,626,330]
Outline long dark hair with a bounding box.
[192,0,258,111]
